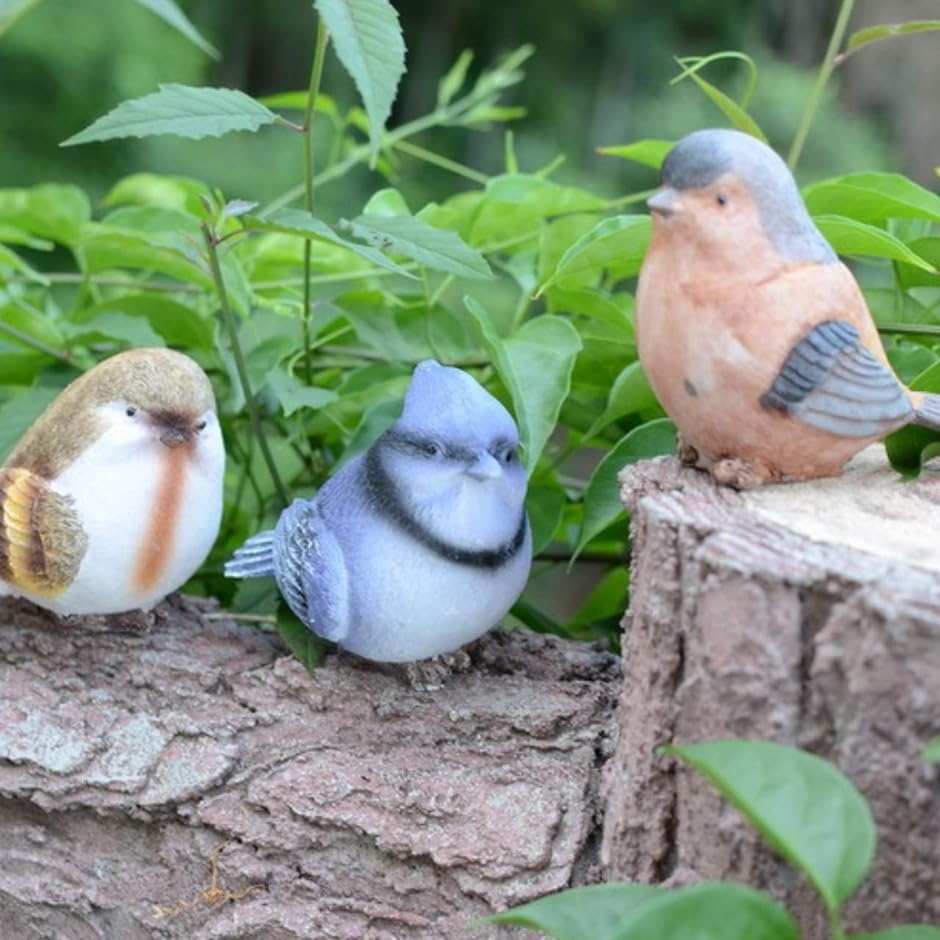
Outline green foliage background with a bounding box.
[2,0,940,659]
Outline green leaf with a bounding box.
[850,928,940,940]
[247,208,417,278]
[104,172,211,215]
[667,740,876,914]
[437,50,474,107]
[264,368,339,417]
[61,311,164,349]
[537,215,650,296]
[467,299,582,472]
[61,85,280,146]
[132,0,219,58]
[803,174,940,224]
[0,385,61,463]
[0,184,91,245]
[597,139,673,169]
[0,0,41,37]
[527,484,566,555]
[885,361,940,477]
[924,736,940,763]
[844,20,940,56]
[610,883,798,940]
[275,603,330,673]
[585,361,664,438]
[569,567,629,631]
[814,216,937,271]
[314,0,406,164]
[574,419,675,560]
[671,56,766,141]
[342,213,493,280]
[0,244,48,283]
[488,883,662,940]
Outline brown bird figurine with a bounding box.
[636,127,940,488]
[0,347,225,615]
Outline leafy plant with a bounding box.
[489,740,940,939]
[2,0,940,664]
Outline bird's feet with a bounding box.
[676,432,700,467]
[404,649,473,691]
[710,456,773,490]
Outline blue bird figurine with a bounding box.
[225,359,532,662]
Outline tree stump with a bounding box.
[602,446,940,937]
[0,596,619,939]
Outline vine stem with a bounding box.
[201,221,288,508]
[300,20,330,386]
[788,0,857,169]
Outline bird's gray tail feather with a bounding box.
[224,530,276,579]
[913,393,940,432]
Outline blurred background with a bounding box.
[2,0,938,214]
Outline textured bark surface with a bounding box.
[0,596,619,939]
[602,446,940,937]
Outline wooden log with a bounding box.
[601,446,940,937]
[0,595,619,939]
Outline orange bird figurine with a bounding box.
[636,127,940,488]
[0,348,225,616]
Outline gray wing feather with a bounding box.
[274,499,350,644]
[760,320,912,438]
[913,393,940,432]
[225,530,276,579]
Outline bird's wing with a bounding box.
[0,467,87,597]
[274,500,350,644]
[224,530,276,579]
[759,319,913,437]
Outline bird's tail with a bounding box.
[913,393,940,432]
[224,530,276,579]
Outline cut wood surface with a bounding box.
[602,446,940,937]
[0,596,619,939]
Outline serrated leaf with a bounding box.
[803,173,940,223]
[815,216,937,271]
[537,215,650,296]
[467,299,581,472]
[342,213,493,280]
[264,368,339,417]
[314,0,405,164]
[598,139,673,169]
[247,208,417,279]
[844,20,940,56]
[61,85,280,146]
[574,419,675,560]
[667,740,876,914]
[132,0,219,58]
[487,883,663,940]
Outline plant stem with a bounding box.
[392,139,490,184]
[301,19,330,386]
[0,319,71,363]
[201,222,288,507]
[788,0,857,169]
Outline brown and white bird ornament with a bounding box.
[0,347,225,616]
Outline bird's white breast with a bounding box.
[38,417,224,615]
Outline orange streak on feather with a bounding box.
[133,445,189,593]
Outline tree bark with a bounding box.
[0,597,619,939]
[602,446,940,937]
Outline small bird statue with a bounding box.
[225,359,532,663]
[636,127,940,488]
[0,347,225,615]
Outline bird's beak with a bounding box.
[160,426,192,449]
[647,186,682,217]
[466,452,502,481]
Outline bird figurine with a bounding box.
[225,359,532,663]
[636,127,940,488]
[0,347,225,615]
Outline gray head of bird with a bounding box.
[647,128,836,266]
[377,359,527,523]
[4,348,219,479]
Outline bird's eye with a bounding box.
[424,442,441,458]
[502,448,516,464]
[125,406,138,418]
[716,192,729,206]
[195,420,208,432]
